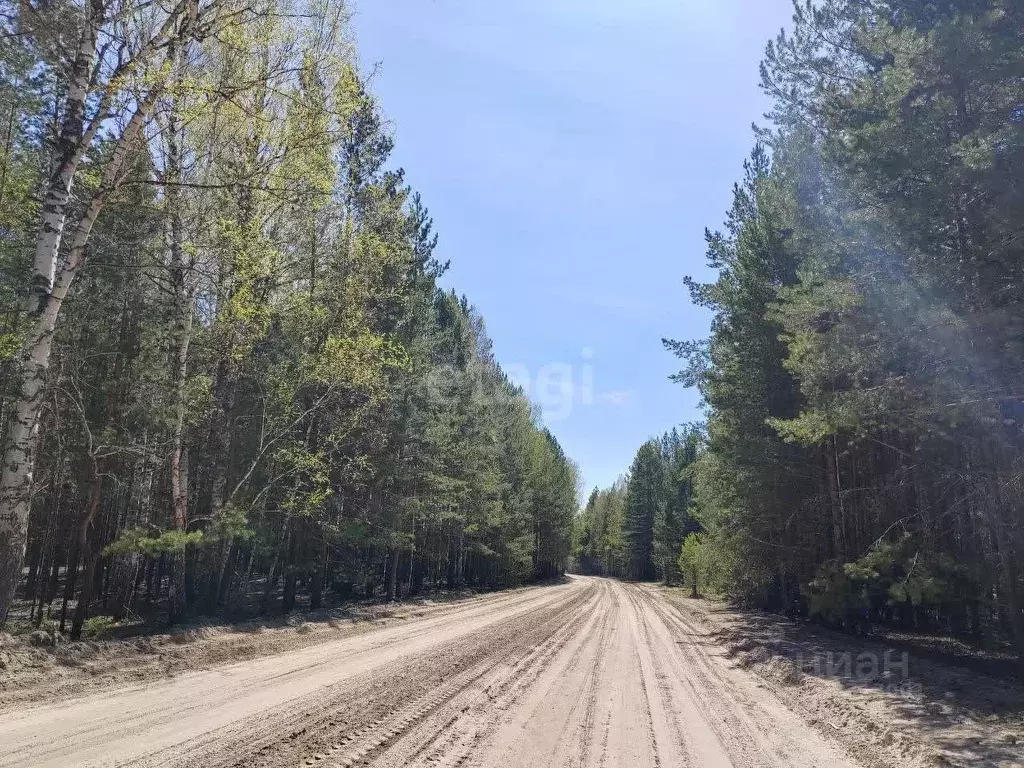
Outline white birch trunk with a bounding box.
[1,11,103,613]
[0,96,157,623]
[0,0,207,625]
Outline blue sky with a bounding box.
[354,0,794,494]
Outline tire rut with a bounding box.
[632,583,859,768]
[215,582,601,767]
[371,584,609,768]
[0,578,872,768]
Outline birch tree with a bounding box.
[1,0,584,631]
[0,0,221,622]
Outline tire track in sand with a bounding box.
[0,578,870,768]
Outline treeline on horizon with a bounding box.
[585,0,1024,663]
[572,428,701,586]
[0,0,579,637]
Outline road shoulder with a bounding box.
[0,585,546,713]
[653,585,1024,768]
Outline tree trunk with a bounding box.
[147,554,163,607]
[263,537,283,615]
[70,549,100,641]
[281,519,298,614]
[385,547,399,602]
[109,552,141,622]
[281,567,296,614]
[167,552,187,624]
[824,436,846,561]
[59,535,81,633]
[0,321,59,625]
[994,514,1024,668]
[411,548,425,596]
[24,533,42,611]
[213,538,235,609]
[70,466,106,640]
[164,65,193,623]
[309,536,327,611]
[0,84,161,624]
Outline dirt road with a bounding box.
[0,577,863,768]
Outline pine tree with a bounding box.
[662,0,1024,667]
[623,441,663,581]
[0,0,581,633]
[654,428,701,586]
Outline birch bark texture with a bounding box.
[0,0,205,623]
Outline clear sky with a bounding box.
[353,0,794,494]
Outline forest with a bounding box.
[573,428,701,586]
[2,0,1023,673]
[580,0,1024,665]
[654,0,1023,663]
[0,0,580,638]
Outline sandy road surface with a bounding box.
[0,577,863,768]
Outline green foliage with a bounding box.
[2,0,580,632]
[104,529,206,558]
[576,427,700,583]
[655,428,701,585]
[659,0,1024,659]
[82,615,119,639]
[677,533,706,597]
[623,440,664,581]
[808,535,962,630]
[573,482,627,577]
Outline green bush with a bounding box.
[82,615,118,639]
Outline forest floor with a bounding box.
[0,584,500,711]
[658,586,1024,768]
[0,576,1021,768]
